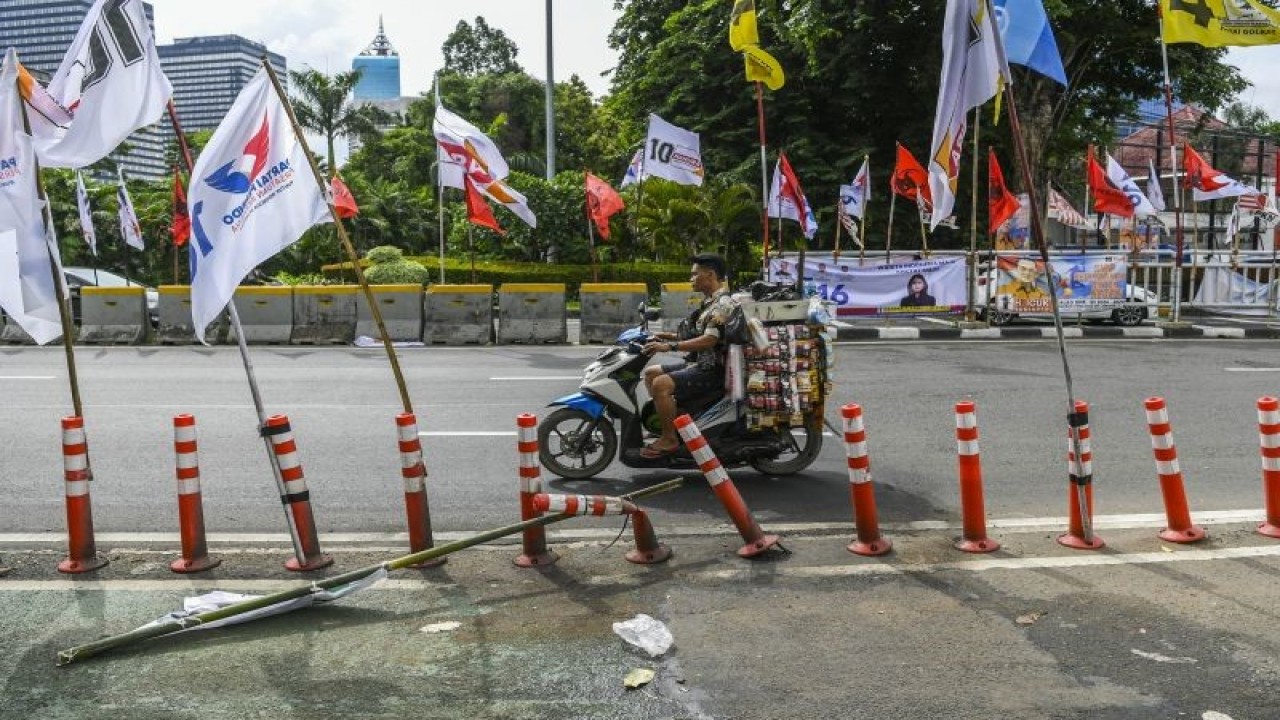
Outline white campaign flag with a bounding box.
[187,68,329,341]
[642,114,704,186]
[1145,158,1165,213]
[1105,154,1157,217]
[36,0,172,169]
[116,168,144,250]
[479,179,537,229]
[433,104,510,190]
[0,51,63,345]
[840,159,870,220]
[75,171,98,256]
[928,0,1009,230]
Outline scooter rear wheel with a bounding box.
[538,407,617,479]
[749,422,823,476]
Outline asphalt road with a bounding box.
[3,337,1280,719]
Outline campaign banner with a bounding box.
[768,255,966,316]
[991,254,1128,314]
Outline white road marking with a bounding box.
[1130,648,1197,664]
[489,376,582,381]
[1224,367,1280,372]
[0,375,55,380]
[419,431,518,437]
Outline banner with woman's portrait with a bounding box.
[769,255,966,316]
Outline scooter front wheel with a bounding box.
[538,407,618,479]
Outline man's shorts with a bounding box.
[659,361,723,402]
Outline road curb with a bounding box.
[833,323,1280,341]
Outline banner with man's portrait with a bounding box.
[991,254,1129,314]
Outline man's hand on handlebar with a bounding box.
[642,331,676,356]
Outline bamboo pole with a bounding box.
[57,477,686,666]
[755,81,770,278]
[16,73,83,418]
[262,61,414,416]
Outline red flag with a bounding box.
[330,174,359,219]
[464,174,504,234]
[584,172,624,240]
[170,169,190,247]
[987,149,1020,234]
[776,151,809,221]
[891,142,933,211]
[1086,146,1133,217]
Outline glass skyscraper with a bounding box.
[352,18,400,101]
[158,35,287,138]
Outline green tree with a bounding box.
[442,17,522,76]
[288,68,391,171]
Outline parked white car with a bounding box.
[973,258,1159,327]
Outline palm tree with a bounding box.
[288,68,392,170]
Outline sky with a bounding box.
[148,0,622,99]
[146,1,1280,123]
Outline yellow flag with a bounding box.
[1162,0,1280,47]
[743,44,785,90]
[729,0,759,51]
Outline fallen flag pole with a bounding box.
[56,476,685,666]
[988,0,1092,543]
[262,60,414,416]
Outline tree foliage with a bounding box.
[289,67,391,170]
[442,17,522,76]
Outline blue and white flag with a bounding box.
[1145,158,1165,213]
[75,171,97,256]
[187,68,329,341]
[116,168,144,250]
[992,0,1067,86]
[1105,153,1157,217]
[620,148,644,188]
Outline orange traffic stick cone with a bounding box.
[395,413,445,568]
[954,401,999,553]
[841,404,892,556]
[532,492,673,565]
[1256,397,1280,538]
[514,413,558,567]
[626,509,673,565]
[675,413,781,558]
[262,415,333,572]
[57,416,107,574]
[169,415,221,573]
[1143,397,1206,543]
[1058,400,1105,550]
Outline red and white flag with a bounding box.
[1047,187,1087,228]
[767,152,817,240]
[1183,142,1258,201]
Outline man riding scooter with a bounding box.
[639,252,738,460]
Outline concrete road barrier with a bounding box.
[355,284,424,342]
[226,286,293,344]
[496,283,566,344]
[291,285,357,345]
[579,283,647,343]
[661,282,701,333]
[424,284,494,345]
[156,286,222,344]
[77,287,148,344]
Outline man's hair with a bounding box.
[691,252,727,281]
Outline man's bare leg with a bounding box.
[643,374,680,455]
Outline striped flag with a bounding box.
[1047,187,1087,228]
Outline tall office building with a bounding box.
[348,18,409,157]
[158,35,287,141]
[353,17,400,101]
[0,0,167,180]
